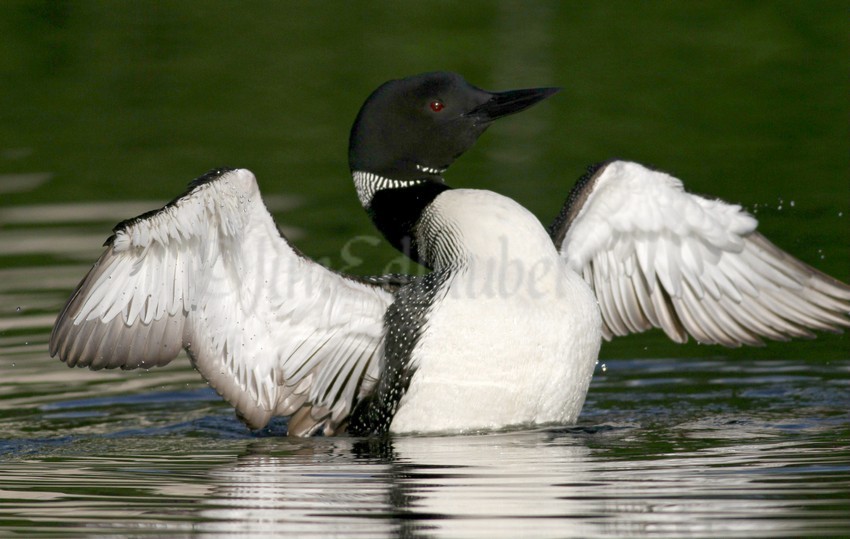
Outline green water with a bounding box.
[1,2,848,536]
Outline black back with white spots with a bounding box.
[347,272,448,435]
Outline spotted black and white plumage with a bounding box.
[347,272,448,435]
[50,72,850,437]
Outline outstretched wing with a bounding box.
[549,160,850,346]
[49,168,394,434]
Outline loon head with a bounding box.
[348,71,559,264]
[349,72,559,185]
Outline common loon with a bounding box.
[50,71,850,436]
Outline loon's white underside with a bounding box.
[390,189,601,433]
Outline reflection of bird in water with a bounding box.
[50,72,850,436]
[199,437,397,536]
[198,432,597,538]
[197,431,799,538]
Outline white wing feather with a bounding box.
[554,160,850,346]
[50,168,393,433]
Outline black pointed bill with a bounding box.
[466,86,560,124]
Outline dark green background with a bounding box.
[1,1,847,360]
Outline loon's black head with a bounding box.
[348,72,559,182]
[349,72,559,267]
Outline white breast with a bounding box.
[389,189,602,434]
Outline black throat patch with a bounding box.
[367,181,452,268]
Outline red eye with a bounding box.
[430,100,445,112]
